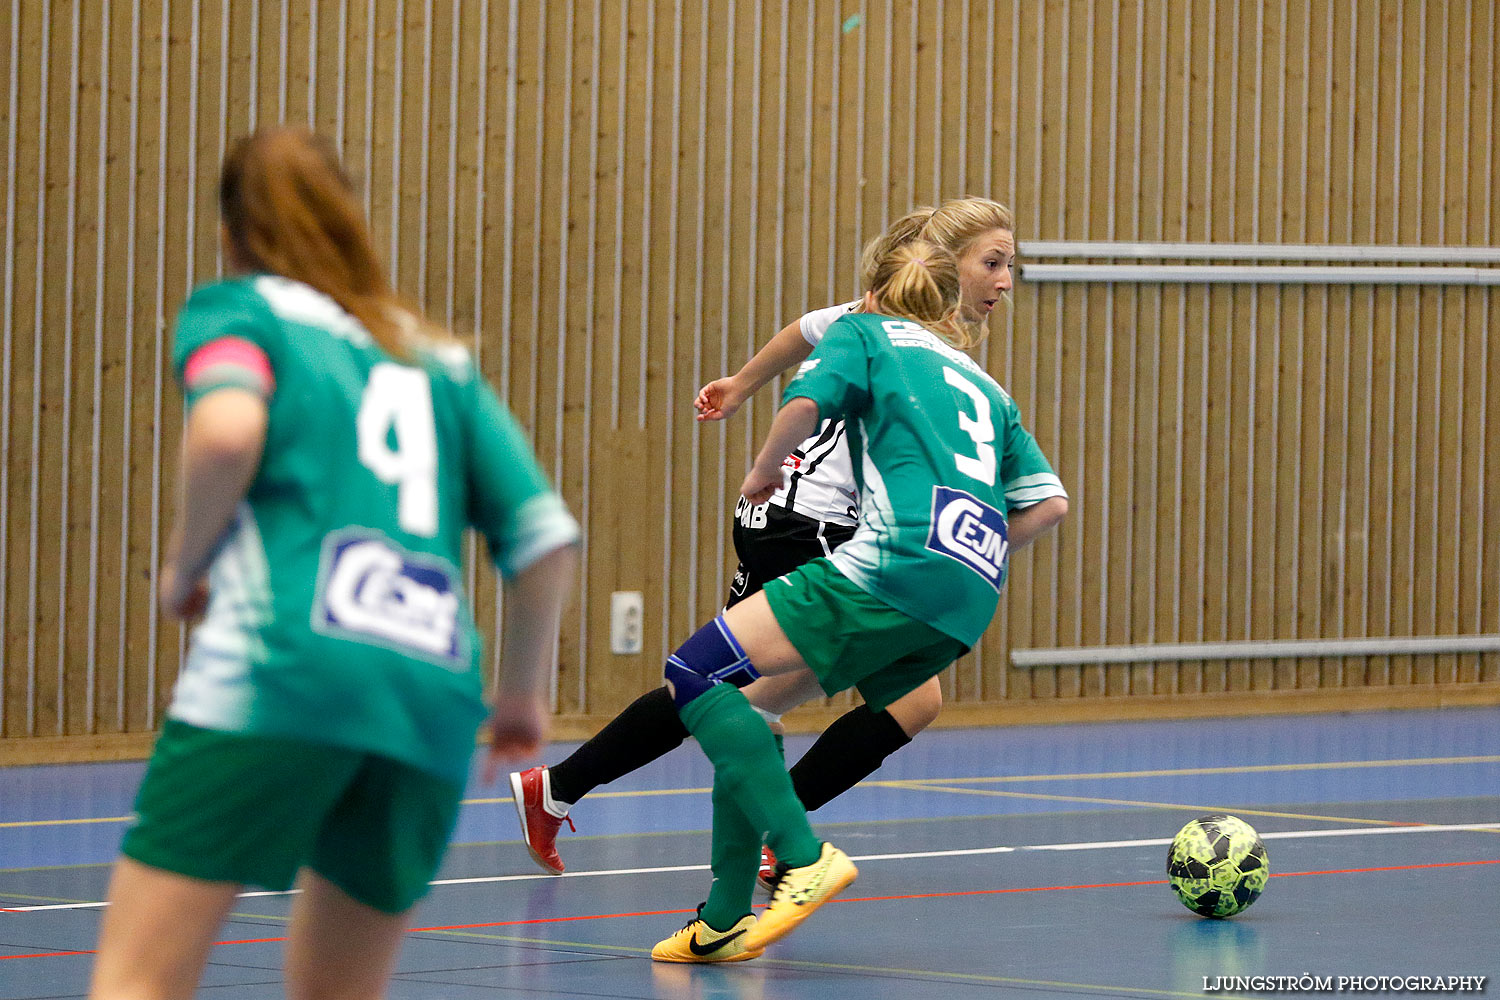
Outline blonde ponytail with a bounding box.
[864,240,967,346]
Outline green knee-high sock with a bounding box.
[700,775,761,930]
[679,685,822,868]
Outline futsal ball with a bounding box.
[1166,814,1269,918]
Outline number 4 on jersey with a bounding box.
[358,362,439,537]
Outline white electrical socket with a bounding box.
[609,591,644,655]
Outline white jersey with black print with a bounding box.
[761,301,862,528]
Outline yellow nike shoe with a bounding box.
[651,906,765,963]
[742,842,857,951]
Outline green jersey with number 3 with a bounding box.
[169,276,578,782]
[779,312,1065,646]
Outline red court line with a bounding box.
[5,858,1496,962]
[415,905,699,933]
[817,858,1500,906]
[1271,858,1500,877]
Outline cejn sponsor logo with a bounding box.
[317,533,462,666]
[925,485,1009,590]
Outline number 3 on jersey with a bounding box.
[944,367,997,486]
[358,363,438,536]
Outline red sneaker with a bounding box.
[756,845,778,893]
[509,767,574,874]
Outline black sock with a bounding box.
[547,686,690,805]
[788,704,912,811]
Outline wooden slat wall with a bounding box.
[2,0,1497,752]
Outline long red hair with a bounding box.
[219,126,430,360]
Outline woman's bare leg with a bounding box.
[283,870,410,1000]
[88,858,240,1000]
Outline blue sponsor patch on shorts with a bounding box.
[313,531,465,667]
[925,486,1009,591]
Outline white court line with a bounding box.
[4,822,1496,914]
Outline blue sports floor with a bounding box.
[2,706,1497,998]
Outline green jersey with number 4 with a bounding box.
[779,312,1065,647]
[169,276,578,783]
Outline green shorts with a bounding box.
[762,557,969,712]
[121,719,464,914]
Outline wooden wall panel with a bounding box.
[2,0,1498,755]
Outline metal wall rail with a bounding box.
[1011,635,1500,669]
[1018,241,1500,265]
[1018,263,1500,285]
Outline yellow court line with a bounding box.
[878,781,1430,827]
[749,958,1236,999]
[0,809,1127,870]
[0,815,134,830]
[224,910,290,925]
[463,787,708,806]
[416,927,1225,999]
[0,908,1231,998]
[0,861,112,873]
[0,888,299,918]
[417,928,649,956]
[890,754,1500,785]
[6,753,1495,829]
[462,752,1500,805]
[0,892,95,906]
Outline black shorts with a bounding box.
[725,498,858,609]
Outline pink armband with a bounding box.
[183,337,275,398]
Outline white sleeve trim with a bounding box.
[1004,474,1068,508]
[798,301,861,347]
[498,493,581,576]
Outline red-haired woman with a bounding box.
[88,127,579,1000]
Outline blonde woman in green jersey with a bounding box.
[650,239,1067,962]
[510,200,1049,890]
[88,127,579,1000]
[698,199,1027,748]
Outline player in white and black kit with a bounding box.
[509,198,1066,879]
[725,302,861,610]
